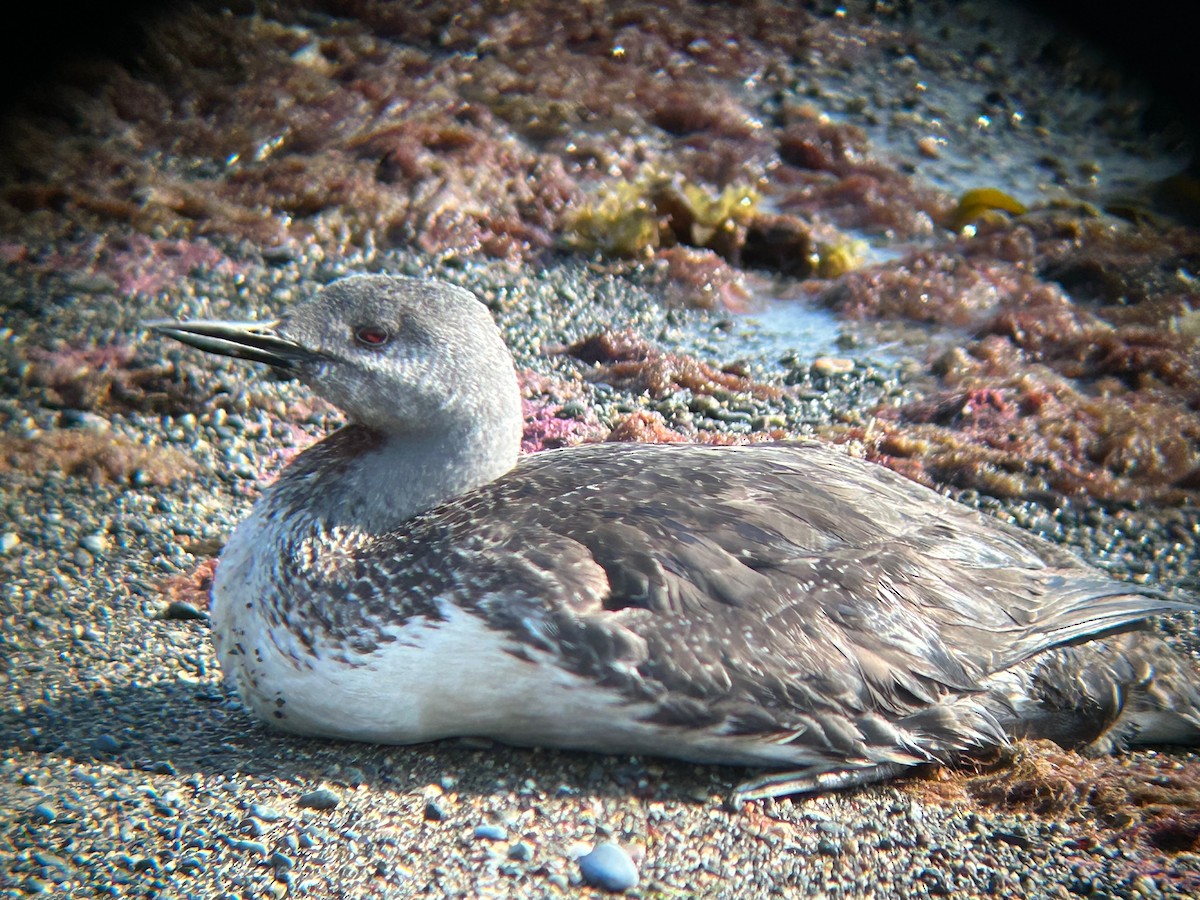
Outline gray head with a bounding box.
[153,275,522,442]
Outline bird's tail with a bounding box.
[992,630,1200,753]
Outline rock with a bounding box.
[423,800,446,822]
[227,838,268,856]
[473,824,506,841]
[251,803,285,822]
[578,842,639,893]
[79,532,109,554]
[91,734,120,755]
[297,787,340,810]
[31,804,56,824]
[811,356,855,376]
[161,600,207,621]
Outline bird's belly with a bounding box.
[213,586,660,749]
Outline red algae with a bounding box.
[23,343,195,415]
[831,372,1200,506]
[819,210,1200,507]
[0,0,1195,515]
[566,330,781,400]
[652,246,754,310]
[27,233,246,297]
[605,409,690,444]
[520,398,603,454]
[157,558,218,613]
[606,409,786,445]
[0,431,197,487]
[962,741,1200,852]
[821,250,1054,328]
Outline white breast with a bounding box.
[210,513,656,748]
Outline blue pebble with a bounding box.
[297,787,340,810]
[578,842,639,893]
[228,838,268,856]
[251,803,285,823]
[31,804,57,824]
[92,734,120,755]
[473,824,507,841]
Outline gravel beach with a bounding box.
[3,2,1199,897]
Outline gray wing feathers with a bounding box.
[382,441,1191,756]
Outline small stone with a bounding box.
[423,800,446,821]
[817,837,841,855]
[473,824,506,841]
[242,817,264,837]
[578,842,639,893]
[558,401,587,420]
[812,356,855,376]
[269,851,294,871]
[79,532,109,554]
[33,851,68,871]
[31,804,56,824]
[0,533,20,554]
[297,787,340,810]
[262,245,298,264]
[508,841,533,862]
[91,734,120,755]
[917,135,943,158]
[177,856,204,874]
[251,803,285,822]
[161,600,207,621]
[228,838,268,856]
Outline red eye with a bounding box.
[354,326,390,347]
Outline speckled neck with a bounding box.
[263,417,521,538]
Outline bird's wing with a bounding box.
[378,441,1183,736]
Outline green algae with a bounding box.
[564,172,760,257]
[952,187,1028,231]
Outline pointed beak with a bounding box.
[148,318,315,371]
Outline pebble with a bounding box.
[31,804,56,824]
[251,803,285,822]
[473,824,506,841]
[79,532,109,554]
[508,841,533,861]
[0,532,19,554]
[91,734,120,755]
[177,857,205,874]
[228,838,268,856]
[811,356,856,376]
[424,800,447,821]
[161,600,207,620]
[297,787,341,810]
[578,842,640,893]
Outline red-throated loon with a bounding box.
[152,274,1200,801]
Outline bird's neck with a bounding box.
[264,420,520,536]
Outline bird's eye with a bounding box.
[354,326,390,348]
